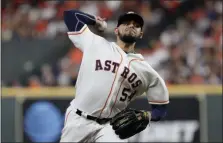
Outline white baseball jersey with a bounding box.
[68,24,169,119]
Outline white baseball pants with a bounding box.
[60,106,128,142]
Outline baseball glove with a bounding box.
[110,108,151,139]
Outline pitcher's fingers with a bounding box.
[96,16,106,21]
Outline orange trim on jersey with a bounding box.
[107,58,144,118]
[61,110,72,133]
[67,26,88,35]
[98,49,124,118]
[149,100,169,104]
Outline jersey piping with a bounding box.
[97,47,124,118]
[107,58,144,118]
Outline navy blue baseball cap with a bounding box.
[117,11,144,28]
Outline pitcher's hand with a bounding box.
[94,16,107,32]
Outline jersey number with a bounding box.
[120,88,136,102]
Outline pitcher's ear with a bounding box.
[114,27,118,35]
[140,31,143,39]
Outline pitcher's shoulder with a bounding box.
[136,60,160,76]
[134,59,153,68]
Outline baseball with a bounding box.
[98,21,107,32]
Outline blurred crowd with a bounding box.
[2,0,222,87]
[147,0,222,85]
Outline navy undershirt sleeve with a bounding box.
[64,10,96,32]
[151,104,167,121]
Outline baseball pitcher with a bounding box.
[60,9,169,142]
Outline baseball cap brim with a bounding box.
[117,12,144,28]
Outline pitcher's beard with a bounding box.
[118,31,138,44]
